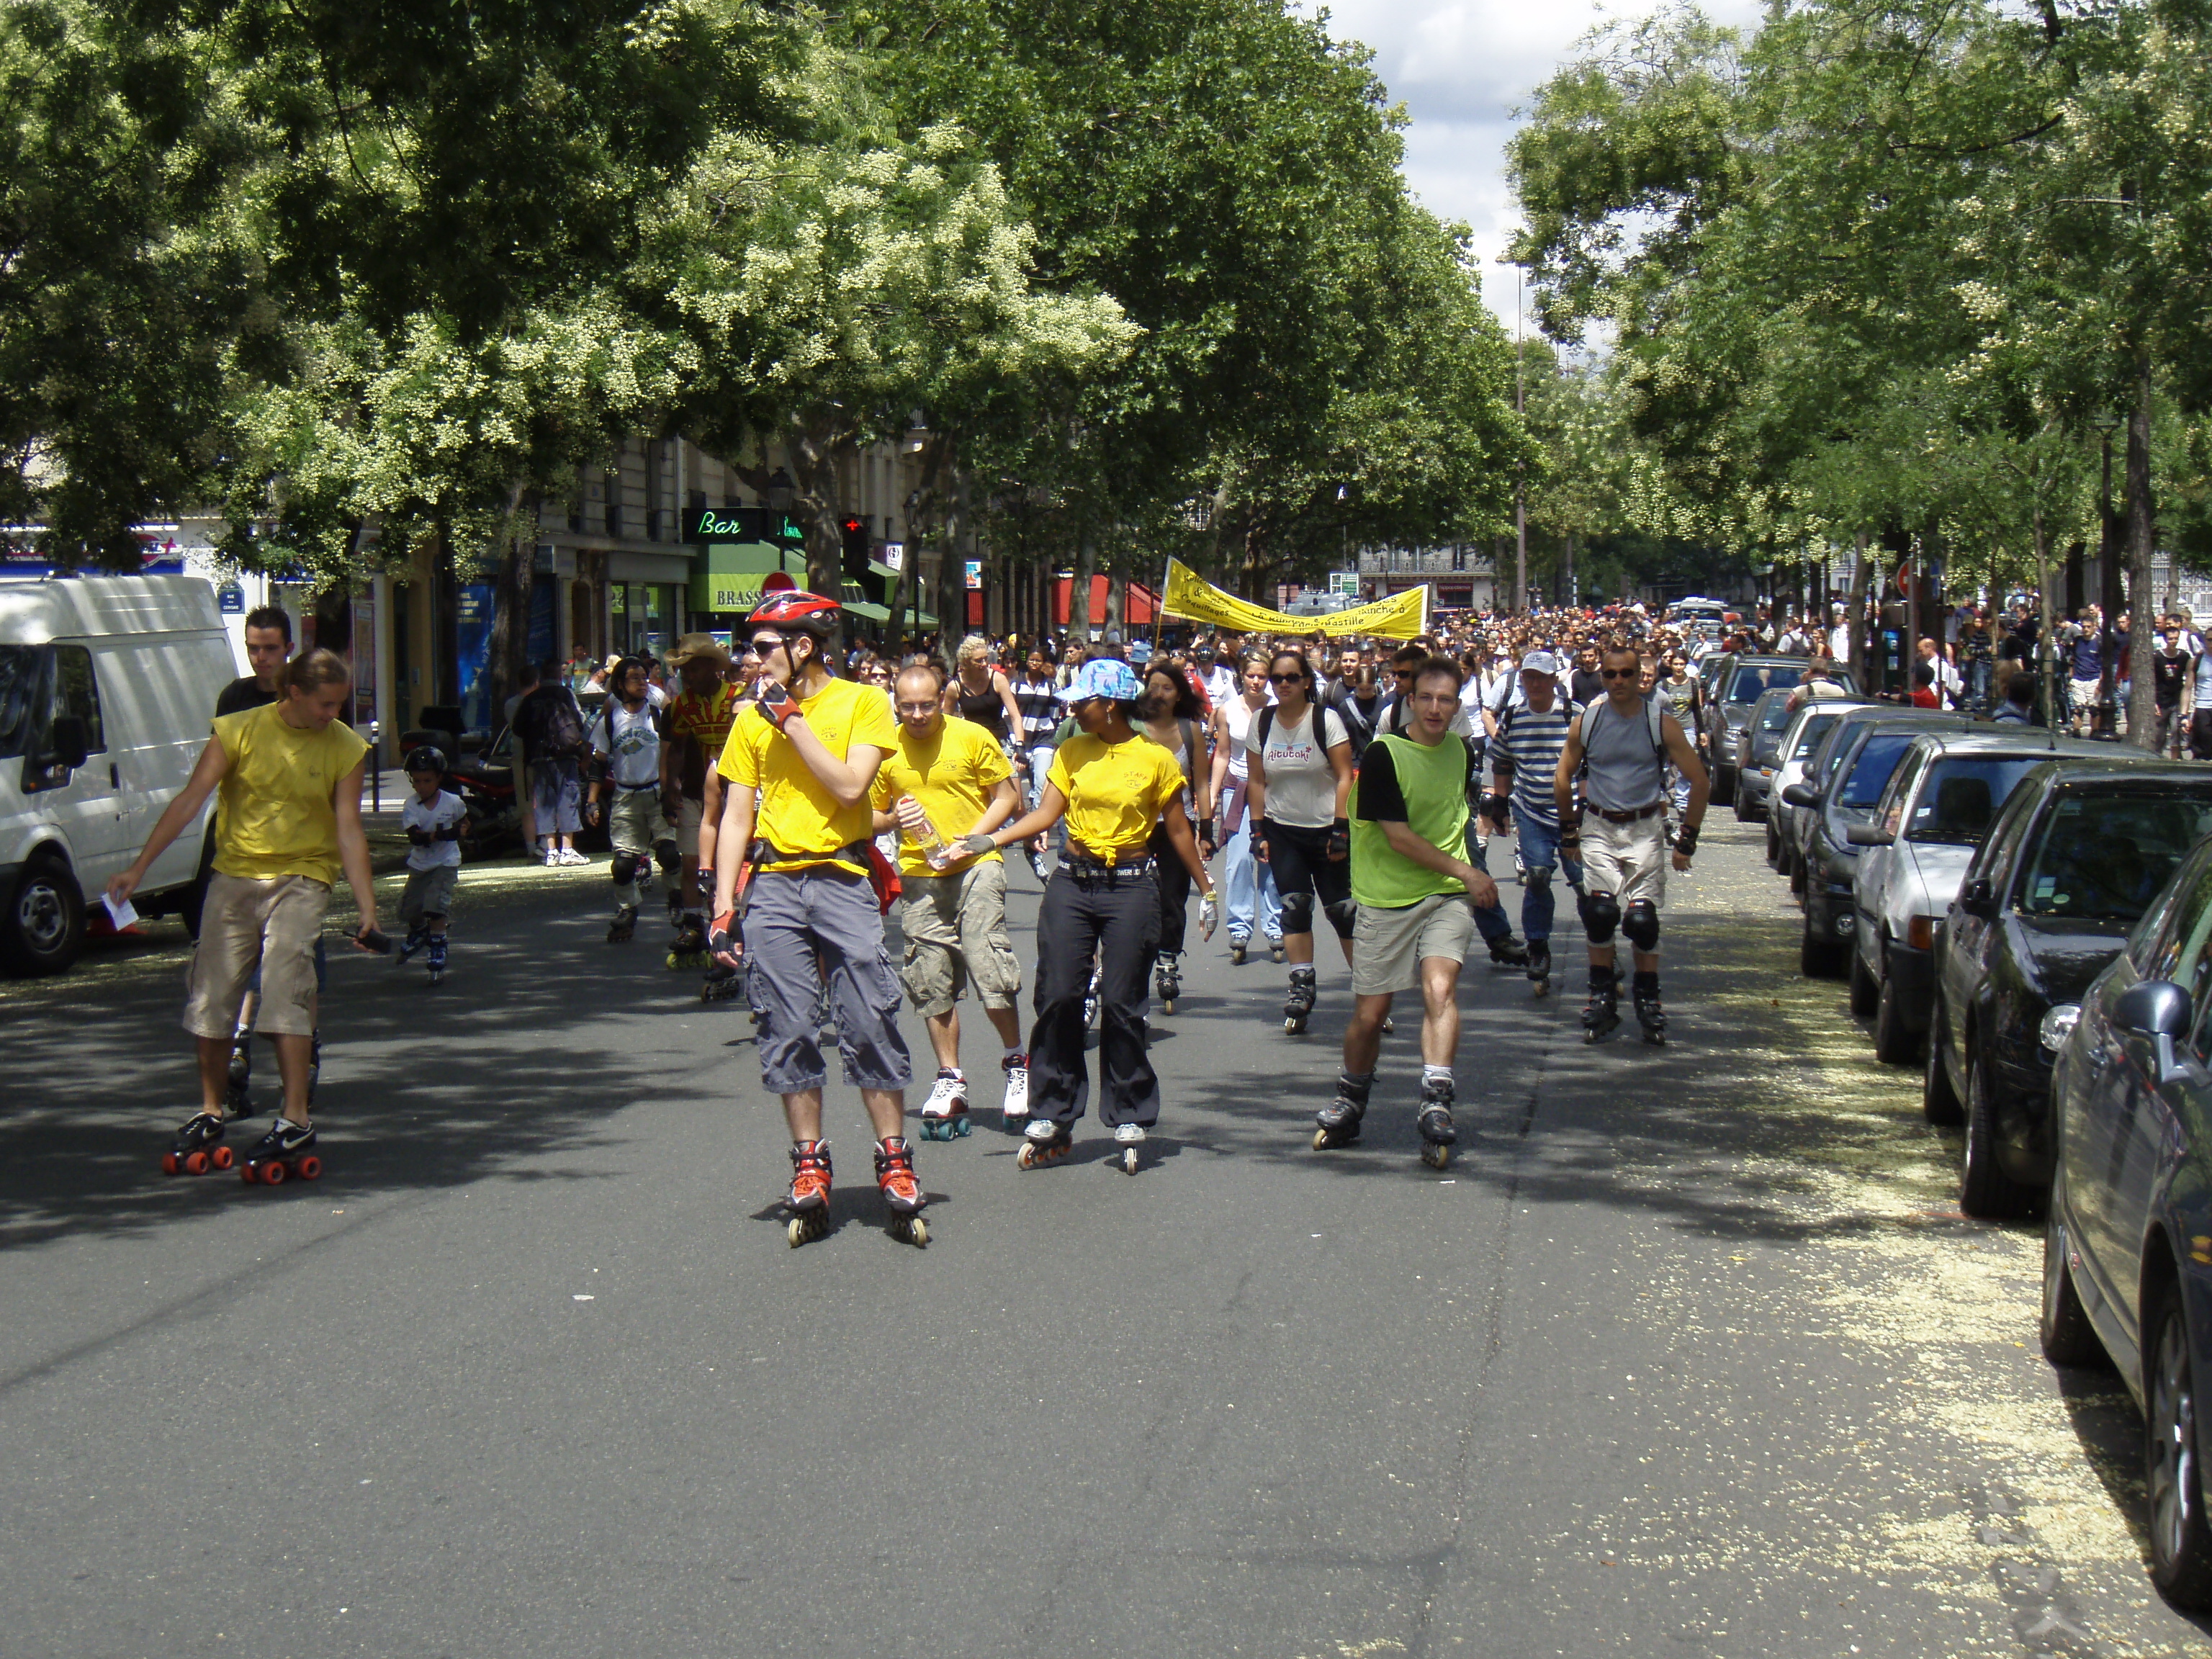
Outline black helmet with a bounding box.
[403,745,449,775]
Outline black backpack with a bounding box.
[523,688,587,759]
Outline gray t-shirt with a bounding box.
[1248,705,1349,828]
[1580,699,1668,813]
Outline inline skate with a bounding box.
[1283,966,1317,1035]
[608,904,637,944]
[1112,1122,1145,1175]
[666,914,711,971]
[1416,1076,1457,1171]
[395,927,426,966]
[240,1116,320,1185]
[784,1140,832,1247]
[1228,935,1249,967]
[1633,972,1667,1046]
[701,962,745,1004]
[1267,936,1285,964]
[1526,937,1552,999]
[1312,1071,1371,1151]
[1488,932,1529,970]
[1016,1117,1075,1170]
[873,1137,930,1246]
[225,1029,251,1116]
[919,1069,971,1141]
[1153,951,1182,1015]
[161,1111,234,1177]
[426,934,448,986]
[1582,967,1622,1043]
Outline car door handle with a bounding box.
[109,763,120,788]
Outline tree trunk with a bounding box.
[1074,528,1097,639]
[2127,349,2159,750]
[1847,531,1870,689]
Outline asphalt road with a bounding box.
[4,823,2209,1658]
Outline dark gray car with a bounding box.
[1701,655,1858,804]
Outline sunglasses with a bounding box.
[1599,667,1640,679]
[1269,672,1305,685]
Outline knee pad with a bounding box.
[1524,864,1555,894]
[1622,899,1660,952]
[1581,890,1620,944]
[1323,897,1359,941]
[1278,890,1316,935]
[611,852,641,886]
[654,839,681,878]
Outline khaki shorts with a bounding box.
[1581,811,1668,908]
[607,786,665,856]
[398,863,459,925]
[184,873,331,1040]
[897,859,1022,1016]
[1352,891,1475,997]
[677,793,703,857]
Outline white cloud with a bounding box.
[1305,0,1764,328]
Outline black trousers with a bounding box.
[1028,864,1162,1129]
[1148,822,1191,956]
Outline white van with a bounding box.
[0,575,237,974]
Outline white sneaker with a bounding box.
[1112,1123,1146,1146]
[1000,1055,1029,1123]
[921,1069,968,1120]
[541,848,559,867]
[560,849,588,866]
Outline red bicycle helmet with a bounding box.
[747,590,840,636]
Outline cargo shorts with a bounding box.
[742,866,912,1095]
[896,859,1022,1017]
[1581,811,1668,909]
[183,873,330,1040]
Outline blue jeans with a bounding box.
[1223,817,1280,943]
[1512,804,1584,945]
[1463,818,1514,945]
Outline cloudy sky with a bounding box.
[1305,0,1765,333]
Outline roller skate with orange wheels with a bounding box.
[161,1111,235,1177]
[239,1116,321,1186]
[873,1136,929,1246]
[783,1140,832,1247]
[1016,1117,1074,1170]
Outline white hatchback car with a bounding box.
[1848,728,2099,1065]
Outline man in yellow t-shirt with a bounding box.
[708,592,922,1245]
[868,663,1024,1136]
[108,649,381,1179]
[660,634,741,961]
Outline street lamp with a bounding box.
[902,411,932,457]
[765,467,795,512]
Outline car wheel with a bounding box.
[0,852,85,977]
[1732,778,1753,822]
[1923,1007,1964,1125]
[1848,935,1879,1017]
[2038,1178,2105,1367]
[1960,1055,2033,1217]
[1874,963,1920,1064]
[2145,1277,2212,1608]
[1765,816,1781,867]
[1801,922,1843,979]
[1788,853,1807,898]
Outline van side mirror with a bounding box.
[48,714,89,770]
[1781,782,1820,809]
[1845,824,1894,848]
[1958,878,1997,919]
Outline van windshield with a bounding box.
[0,645,38,759]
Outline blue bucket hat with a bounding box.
[1058,658,1141,705]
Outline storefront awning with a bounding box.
[842,598,891,622]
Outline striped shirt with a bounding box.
[1490,701,1578,824]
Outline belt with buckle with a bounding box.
[1589,801,1664,824]
[1064,843,1156,877]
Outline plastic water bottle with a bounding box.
[899,796,952,870]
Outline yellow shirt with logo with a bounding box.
[870,716,1013,878]
[1048,733,1186,858]
[210,703,371,885]
[718,675,898,873]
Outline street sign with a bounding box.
[879,541,905,572]
[1328,571,1357,595]
[964,559,983,591]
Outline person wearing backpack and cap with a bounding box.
[661,632,741,968]
[1554,640,1709,1046]
[956,657,1217,1175]
[514,661,590,866]
[708,592,925,1247]
[1485,650,1582,998]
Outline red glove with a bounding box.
[756,680,801,733]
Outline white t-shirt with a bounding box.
[590,698,662,788]
[403,789,467,872]
[1247,705,1349,829]
[2193,644,2212,712]
[1200,664,1237,711]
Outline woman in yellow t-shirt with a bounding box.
[963,659,1215,1173]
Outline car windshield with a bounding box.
[1837,732,1916,809]
[0,644,38,760]
[2020,790,2212,922]
[1726,663,1805,704]
[1791,711,1845,762]
[1904,755,2044,845]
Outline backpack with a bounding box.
[525,688,587,759]
[1576,697,1668,766]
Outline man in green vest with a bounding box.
[1312,655,1499,1169]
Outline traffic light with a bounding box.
[840,515,870,583]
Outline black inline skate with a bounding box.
[1016,1117,1075,1169]
[1228,936,1249,966]
[1267,936,1285,964]
[608,904,637,944]
[1153,951,1182,1015]
[1632,971,1667,1046]
[426,935,448,985]
[1582,966,1622,1043]
[1312,1071,1371,1151]
[161,1111,234,1177]
[666,914,711,971]
[1416,1076,1457,1170]
[1283,966,1317,1035]
[1526,937,1552,998]
[1488,932,1529,970]
[240,1116,320,1186]
[225,1030,251,1116]
[701,962,745,1003]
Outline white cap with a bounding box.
[1520,650,1560,677]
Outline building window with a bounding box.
[608,583,676,661]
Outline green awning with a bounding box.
[842,598,891,622]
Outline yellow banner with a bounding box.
[1158,559,1430,640]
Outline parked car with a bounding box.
[2042,840,2212,1606]
[1766,700,1870,875]
[1701,655,1860,804]
[1786,711,1969,976]
[1848,729,2100,1064]
[1928,757,2212,1216]
[1738,691,1867,830]
[0,575,235,975]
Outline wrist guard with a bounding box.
[1199,817,1216,847]
[407,826,431,847]
[1673,823,1700,855]
[756,680,801,733]
[709,909,737,957]
[1481,792,1512,825]
[1326,818,1350,860]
